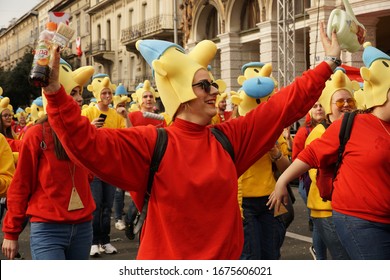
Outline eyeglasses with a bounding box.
[192,80,219,94]
[1,114,12,119]
[333,98,356,108]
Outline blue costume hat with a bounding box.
[362,43,390,68]
[115,83,128,96]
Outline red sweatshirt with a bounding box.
[298,113,390,224]
[2,122,96,240]
[45,62,333,259]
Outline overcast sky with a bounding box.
[0,0,42,28]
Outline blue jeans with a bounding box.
[312,221,327,260]
[90,177,116,245]
[313,217,350,259]
[114,188,125,221]
[333,210,390,259]
[30,221,92,260]
[240,197,286,260]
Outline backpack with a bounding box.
[316,111,356,201]
[132,127,234,235]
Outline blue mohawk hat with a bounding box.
[241,62,265,74]
[362,42,390,68]
[136,40,185,75]
[32,96,43,107]
[115,83,127,96]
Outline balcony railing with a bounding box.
[91,39,114,53]
[121,14,174,43]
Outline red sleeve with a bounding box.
[216,62,334,176]
[46,86,156,194]
[292,126,309,161]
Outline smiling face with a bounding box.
[176,69,219,125]
[330,90,356,121]
[1,108,13,128]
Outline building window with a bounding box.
[241,0,260,30]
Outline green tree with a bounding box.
[0,50,41,110]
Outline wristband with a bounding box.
[324,56,342,67]
[271,152,283,162]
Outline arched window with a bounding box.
[205,6,218,39]
[241,0,260,30]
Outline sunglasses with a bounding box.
[192,80,219,94]
[1,114,12,118]
[333,98,356,108]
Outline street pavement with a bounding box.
[0,186,315,260]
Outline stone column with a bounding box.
[217,32,243,91]
[257,21,279,78]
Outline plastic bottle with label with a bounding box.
[28,22,57,87]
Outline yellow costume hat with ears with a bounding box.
[235,63,276,116]
[87,73,116,102]
[113,95,130,108]
[42,59,95,112]
[360,42,390,109]
[30,96,44,123]
[132,80,158,107]
[319,68,361,115]
[136,39,217,118]
[0,97,11,115]
[14,108,28,122]
[0,86,3,97]
[215,92,227,108]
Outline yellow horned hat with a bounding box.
[0,96,11,115]
[360,42,390,109]
[319,69,360,115]
[136,39,217,118]
[132,80,158,106]
[42,59,94,112]
[87,73,116,102]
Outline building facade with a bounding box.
[1,0,390,94]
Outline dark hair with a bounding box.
[0,114,15,139]
[36,115,69,161]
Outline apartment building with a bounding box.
[1,0,390,94]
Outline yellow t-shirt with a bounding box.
[82,106,125,129]
[305,124,333,218]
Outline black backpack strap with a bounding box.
[334,111,356,176]
[147,128,168,194]
[211,127,235,162]
[320,119,330,130]
[133,128,168,235]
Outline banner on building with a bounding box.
[76,37,82,57]
[49,12,70,25]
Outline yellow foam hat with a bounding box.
[319,69,360,115]
[132,80,158,107]
[42,59,94,112]
[0,97,10,115]
[215,92,227,108]
[353,87,366,110]
[87,73,116,102]
[136,39,217,118]
[236,63,276,116]
[360,42,390,109]
[113,95,130,108]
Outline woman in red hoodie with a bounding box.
[1,60,95,260]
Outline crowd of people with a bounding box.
[0,21,389,260]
